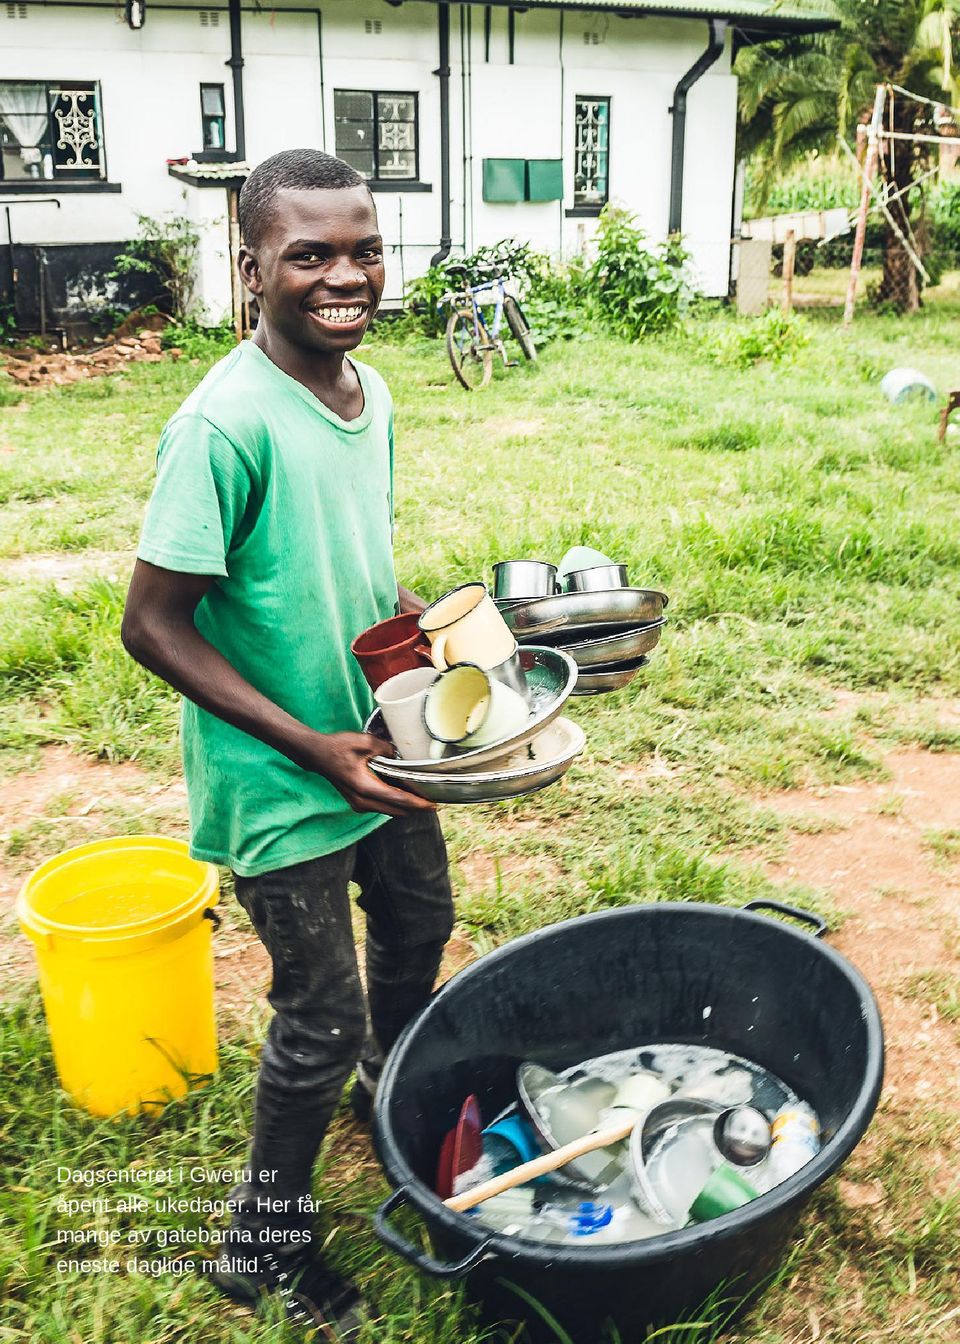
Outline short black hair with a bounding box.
[239,149,370,248]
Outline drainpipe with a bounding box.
[430,1,452,267]
[226,0,247,162]
[668,18,726,236]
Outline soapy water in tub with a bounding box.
[463,1044,818,1246]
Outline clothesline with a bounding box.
[837,133,929,282]
[880,129,960,145]
[835,158,940,226]
[888,81,960,121]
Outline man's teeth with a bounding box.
[313,306,365,324]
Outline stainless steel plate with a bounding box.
[553,618,666,669]
[498,588,668,640]
[517,1062,622,1189]
[370,718,586,804]
[364,645,578,774]
[573,655,648,696]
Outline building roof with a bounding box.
[167,160,250,189]
[445,1,837,36]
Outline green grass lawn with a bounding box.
[2,289,960,1342]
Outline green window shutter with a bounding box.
[526,159,563,202]
[482,158,525,203]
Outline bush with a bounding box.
[403,239,589,345]
[587,206,693,339]
[400,208,692,348]
[709,309,809,369]
[111,214,201,323]
[520,252,592,345]
[160,319,235,360]
[0,374,23,407]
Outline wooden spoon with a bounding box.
[444,1113,637,1213]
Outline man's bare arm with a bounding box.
[121,559,434,816]
[398,584,427,616]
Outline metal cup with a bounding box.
[493,560,558,601]
[561,564,630,593]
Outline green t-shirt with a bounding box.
[137,340,398,876]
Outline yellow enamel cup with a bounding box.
[418,582,516,672]
[16,836,219,1117]
[423,663,529,749]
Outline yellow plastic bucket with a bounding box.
[16,835,219,1117]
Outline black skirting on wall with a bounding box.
[0,240,167,338]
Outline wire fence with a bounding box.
[844,83,948,321]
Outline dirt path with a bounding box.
[0,746,190,984]
[741,749,960,1124]
[2,550,133,588]
[4,737,959,1109]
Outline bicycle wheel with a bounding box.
[446,308,493,390]
[504,296,537,362]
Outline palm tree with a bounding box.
[737,1,960,310]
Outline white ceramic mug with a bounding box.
[374,666,439,760]
[423,663,529,750]
[418,583,517,672]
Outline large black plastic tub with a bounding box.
[373,901,884,1342]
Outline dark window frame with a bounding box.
[0,78,107,183]
[572,93,610,211]
[333,88,420,183]
[200,82,226,152]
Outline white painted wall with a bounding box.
[0,0,740,320]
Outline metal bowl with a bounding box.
[561,564,629,593]
[550,618,666,669]
[497,588,668,640]
[628,1098,724,1223]
[364,645,577,774]
[369,718,586,804]
[573,655,648,696]
[517,1062,621,1189]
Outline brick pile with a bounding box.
[2,332,183,388]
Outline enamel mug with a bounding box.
[423,663,529,750]
[418,583,516,672]
[374,666,439,760]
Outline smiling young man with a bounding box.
[122,150,455,1339]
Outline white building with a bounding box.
[0,0,833,333]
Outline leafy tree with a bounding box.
[737,1,960,310]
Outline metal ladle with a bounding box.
[713,1106,772,1167]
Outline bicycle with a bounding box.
[440,262,537,391]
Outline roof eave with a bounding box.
[168,165,249,189]
[433,1,839,38]
[735,19,839,37]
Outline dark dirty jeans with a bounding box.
[226,810,454,1247]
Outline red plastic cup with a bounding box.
[351,612,434,691]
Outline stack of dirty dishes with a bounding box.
[493,547,669,696]
[350,582,582,804]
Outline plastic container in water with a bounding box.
[373,901,884,1343]
[16,835,219,1116]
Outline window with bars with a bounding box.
[333,90,418,182]
[573,96,610,208]
[0,80,105,182]
[200,83,226,151]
